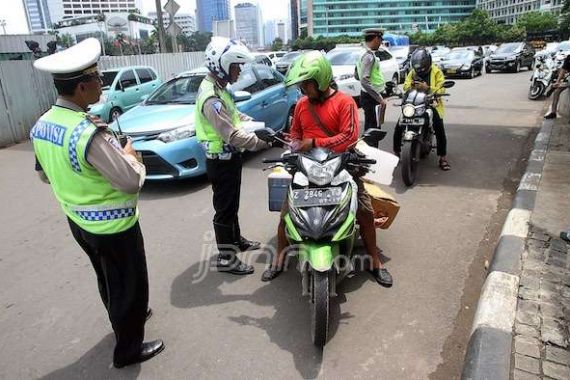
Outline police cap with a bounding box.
[33,38,101,81]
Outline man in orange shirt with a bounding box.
[261,51,393,287]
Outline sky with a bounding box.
[0,0,289,35]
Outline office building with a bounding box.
[234,2,263,48]
[264,20,276,46]
[22,0,53,33]
[302,0,477,36]
[196,0,230,33]
[290,0,299,40]
[148,12,196,35]
[277,20,286,42]
[477,0,564,24]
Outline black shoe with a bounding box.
[145,308,152,321]
[217,256,254,275]
[261,267,283,282]
[560,231,570,243]
[544,112,557,119]
[113,339,165,368]
[238,237,261,252]
[369,268,393,287]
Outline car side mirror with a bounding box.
[443,81,455,89]
[233,90,252,102]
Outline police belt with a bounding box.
[205,151,241,160]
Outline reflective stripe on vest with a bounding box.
[32,106,139,235]
[195,77,241,154]
[357,50,384,88]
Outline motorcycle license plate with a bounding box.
[291,187,343,208]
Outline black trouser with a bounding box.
[393,109,447,157]
[206,154,244,254]
[67,219,149,364]
[360,91,381,146]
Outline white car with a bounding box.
[326,46,400,106]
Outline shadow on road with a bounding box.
[140,174,210,200]
[170,241,377,379]
[39,334,141,380]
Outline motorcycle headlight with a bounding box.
[402,104,416,118]
[157,125,196,143]
[301,156,341,186]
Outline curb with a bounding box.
[461,119,554,380]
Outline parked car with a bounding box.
[252,53,273,67]
[488,42,535,73]
[439,50,484,78]
[110,64,300,180]
[88,66,161,122]
[482,44,498,71]
[275,51,309,75]
[431,47,451,66]
[389,44,419,82]
[453,46,484,56]
[266,50,287,64]
[325,46,400,105]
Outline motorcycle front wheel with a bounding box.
[402,140,420,186]
[528,82,545,100]
[311,271,331,347]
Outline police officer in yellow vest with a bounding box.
[31,38,164,368]
[196,37,271,275]
[357,28,387,146]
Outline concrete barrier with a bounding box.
[560,88,569,118]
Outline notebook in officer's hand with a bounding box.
[375,103,386,127]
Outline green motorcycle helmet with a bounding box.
[284,51,333,92]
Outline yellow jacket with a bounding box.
[403,64,446,118]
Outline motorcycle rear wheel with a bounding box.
[311,271,330,347]
[528,82,545,100]
[402,140,420,186]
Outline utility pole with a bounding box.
[0,20,6,35]
[154,0,166,53]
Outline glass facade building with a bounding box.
[477,0,564,24]
[22,0,53,33]
[308,0,477,36]
[197,0,230,33]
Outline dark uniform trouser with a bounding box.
[205,154,244,252]
[393,108,447,157]
[67,218,148,364]
[360,91,381,146]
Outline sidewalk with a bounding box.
[512,116,570,380]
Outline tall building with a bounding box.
[196,0,230,33]
[304,0,477,36]
[290,0,299,40]
[277,20,286,42]
[22,0,53,33]
[264,19,276,46]
[23,0,143,33]
[234,2,263,48]
[148,12,196,36]
[477,0,564,24]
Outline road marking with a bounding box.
[518,172,541,192]
[500,208,531,238]
[471,271,519,335]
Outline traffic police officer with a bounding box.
[31,38,164,368]
[357,28,386,146]
[196,37,271,275]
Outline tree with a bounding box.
[271,37,284,51]
[59,33,74,48]
[561,0,570,39]
[516,11,558,33]
[498,24,527,42]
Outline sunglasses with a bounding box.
[365,34,382,42]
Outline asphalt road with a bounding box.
[0,70,547,380]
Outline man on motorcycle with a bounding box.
[544,54,570,120]
[393,48,451,171]
[261,51,393,287]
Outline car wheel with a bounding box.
[513,61,520,73]
[388,74,399,95]
[469,68,474,79]
[110,107,122,121]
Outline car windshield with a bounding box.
[559,41,570,51]
[388,46,408,59]
[326,50,361,65]
[101,71,119,90]
[496,43,521,54]
[146,75,204,105]
[432,48,450,57]
[279,52,302,63]
[445,51,472,60]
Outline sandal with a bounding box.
[439,158,451,171]
[261,267,283,282]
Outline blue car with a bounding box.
[110,64,300,180]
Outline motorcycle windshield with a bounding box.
[404,90,427,106]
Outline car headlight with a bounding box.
[338,73,354,81]
[402,104,416,118]
[508,56,517,61]
[301,156,341,186]
[157,125,196,143]
[462,64,471,70]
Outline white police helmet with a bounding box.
[204,37,254,81]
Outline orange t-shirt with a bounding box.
[290,91,360,153]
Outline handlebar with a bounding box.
[350,158,377,165]
[262,158,284,164]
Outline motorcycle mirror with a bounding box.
[385,81,396,89]
[362,128,387,144]
[443,81,455,88]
